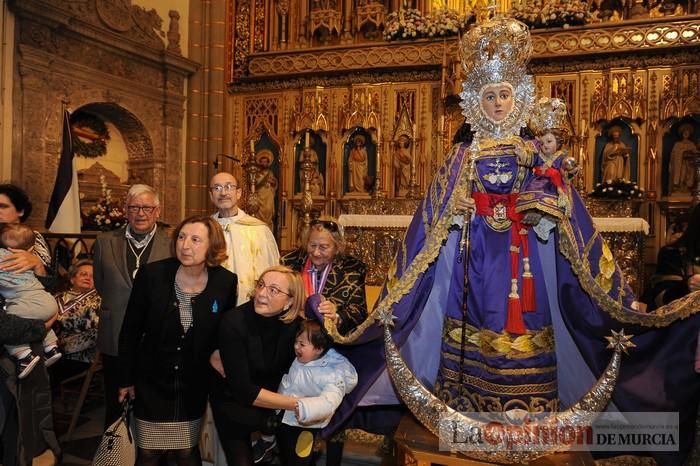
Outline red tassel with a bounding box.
[506,296,526,335]
[521,276,536,312]
[506,276,526,334]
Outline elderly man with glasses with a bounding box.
[93,183,173,428]
[209,172,280,306]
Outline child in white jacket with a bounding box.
[253,319,358,465]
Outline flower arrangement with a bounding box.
[589,179,644,200]
[384,7,423,40]
[509,0,590,28]
[82,176,127,231]
[384,7,473,41]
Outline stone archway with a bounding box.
[72,102,156,215]
[78,102,155,166]
[8,0,198,228]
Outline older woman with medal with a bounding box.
[281,218,368,337]
[323,15,700,465]
[118,215,237,466]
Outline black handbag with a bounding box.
[92,400,135,466]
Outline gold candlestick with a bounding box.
[243,144,261,217]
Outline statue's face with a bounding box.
[258,153,272,167]
[480,83,514,122]
[540,132,559,156]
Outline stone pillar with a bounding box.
[186,0,229,217]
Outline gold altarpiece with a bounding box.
[223,2,700,261]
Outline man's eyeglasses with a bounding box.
[210,184,239,193]
[126,205,157,215]
[255,280,291,298]
[310,219,339,232]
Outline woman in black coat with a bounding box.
[0,183,59,466]
[118,215,237,466]
[209,265,304,466]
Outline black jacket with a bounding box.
[210,301,300,429]
[118,257,237,421]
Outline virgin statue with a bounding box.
[320,15,700,465]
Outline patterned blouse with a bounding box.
[53,289,100,363]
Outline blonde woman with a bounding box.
[209,266,305,466]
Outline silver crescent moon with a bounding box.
[384,324,628,464]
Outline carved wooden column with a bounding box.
[374,128,387,198]
[276,0,290,49]
[407,124,421,199]
[341,0,353,43]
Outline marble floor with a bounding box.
[31,396,389,466]
[28,387,665,466]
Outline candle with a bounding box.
[439,115,445,132]
[305,131,310,148]
[377,126,381,142]
[412,123,417,137]
[580,119,587,136]
[233,142,238,156]
[250,139,255,153]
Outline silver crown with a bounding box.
[459,16,535,140]
[530,97,571,137]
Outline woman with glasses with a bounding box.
[50,260,101,388]
[118,216,237,466]
[281,218,368,336]
[209,265,304,465]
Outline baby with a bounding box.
[253,319,357,465]
[0,223,61,379]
